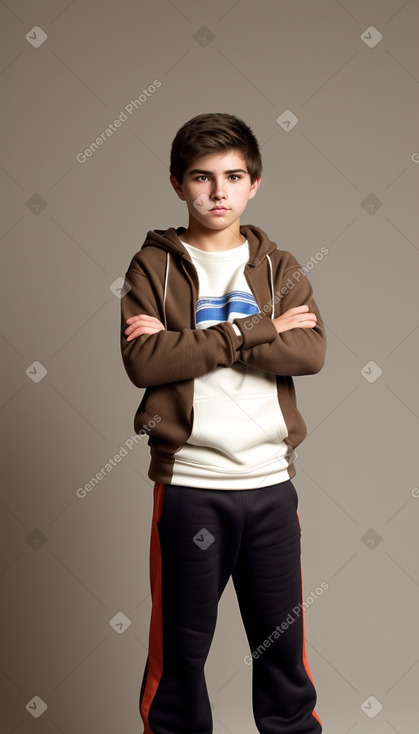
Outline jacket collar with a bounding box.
[141,224,278,266]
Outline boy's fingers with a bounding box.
[126,328,154,341]
[125,315,165,333]
[126,313,165,325]
[126,314,155,324]
[286,304,310,315]
[125,314,165,340]
[285,314,316,327]
[296,311,316,320]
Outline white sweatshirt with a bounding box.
[170,240,292,489]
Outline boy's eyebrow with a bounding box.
[185,168,248,176]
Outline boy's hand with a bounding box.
[272,305,317,334]
[125,314,165,341]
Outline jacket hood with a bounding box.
[140,224,278,267]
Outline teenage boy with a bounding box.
[121,113,326,734]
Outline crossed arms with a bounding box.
[124,305,317,340]
[120,258,326,388]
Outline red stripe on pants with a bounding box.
[140,483,166,733]
[298,511,323,729]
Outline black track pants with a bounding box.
[140,480,322,733]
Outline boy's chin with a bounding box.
[190,211,240,231]
[203,218,237,232]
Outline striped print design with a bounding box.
[195,291,259,326]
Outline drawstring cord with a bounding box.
[163,252,170,328]
[266,254,275,319]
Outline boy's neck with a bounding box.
[180,220,246,252]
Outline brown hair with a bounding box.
[170,113,262,184]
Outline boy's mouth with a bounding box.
[210,206,229,211]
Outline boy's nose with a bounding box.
[211,184,227,199]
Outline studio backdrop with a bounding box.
[1,1,419,733]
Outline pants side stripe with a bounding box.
[298,511,323,729]
[140,482,166,733]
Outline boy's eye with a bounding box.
[194,174,242,182]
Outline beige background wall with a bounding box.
[1,1,419,732]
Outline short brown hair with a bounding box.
[170,113,262,184]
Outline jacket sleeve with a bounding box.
[233,259,327,376]
[121,265,244,388]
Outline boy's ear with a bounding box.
[169,174,186,201]
[248,175,262,200]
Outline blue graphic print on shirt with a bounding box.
[196,291,259,326]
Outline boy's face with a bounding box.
[170,150,261,232]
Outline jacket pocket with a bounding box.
[137,386,161,417]
[135,384,192,452]
[277,376,307,447]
